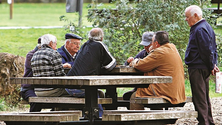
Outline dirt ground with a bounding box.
[173,97,222,125]
[0,97,222,125]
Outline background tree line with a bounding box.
[85,0,222,77]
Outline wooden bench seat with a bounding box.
[130,96,192,110]
[0,111,82,125]
[20,110,82,116]
[29,97,112,104]
[20,97,113,111]
[21,97,112,104]
[131,96,192,104]
[102,110,197,125]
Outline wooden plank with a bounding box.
[20,110,82,116]
[102,110,197,121]
[0,113,79,122]
[20,100,29,104]
[29,97,112,104]
[130,96,192,104]
[207,8,222,14]
[211,0,221,3]
[104,110,169,114]
[10,76,172,86]
[185,96,192,102]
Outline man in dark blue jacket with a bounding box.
[57,33,82,67]
[185,5,219,125]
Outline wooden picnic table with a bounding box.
[10,75,172,125]
[209,0,222,14]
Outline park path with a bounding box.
[0,26,63,29]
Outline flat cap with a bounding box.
[65,33,82,40]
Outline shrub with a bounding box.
[87,0,222,70]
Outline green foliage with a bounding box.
[87,0,222,68]
[0,99,7,111]
[59,15,86,38]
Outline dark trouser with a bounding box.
[188,68,214,125]
[21,89,42,112]
[123,88,137,100]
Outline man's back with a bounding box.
[31,45,65,77]
[67,40,116,76]
[135,43,186,104]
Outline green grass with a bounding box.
[0,28,67,57]
[0,3,115,26]
[0,3,115,56]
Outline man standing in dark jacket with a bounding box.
[185,5,219,125]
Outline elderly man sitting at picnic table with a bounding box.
[129,31,186,110]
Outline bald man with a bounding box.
[67,28,116,117]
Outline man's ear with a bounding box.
[49,41,53,47]
[155,41,161,48]
[194,13,198,18]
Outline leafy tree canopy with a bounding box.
[87,0,221,67]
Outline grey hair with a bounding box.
[185,5,202,17]
[65,39,70,45]
[88,28,104,41]
[41,34,57,46]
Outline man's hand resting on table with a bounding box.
[129,58,140,67]
[63,63,71,69]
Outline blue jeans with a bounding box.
[65,89,85,97]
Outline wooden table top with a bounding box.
[10,75,172,86]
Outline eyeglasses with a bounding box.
[70,42,81,46]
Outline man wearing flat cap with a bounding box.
[57,33,82,68]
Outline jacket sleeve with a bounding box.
[134,50,162,72]
[100,43,116,71]
[124,49,147,66]
[23,52,33,77]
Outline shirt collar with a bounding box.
[64,45,76,59]
[193,18,204,26]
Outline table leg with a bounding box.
[105,86,118,110]
[84,87,99,124]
